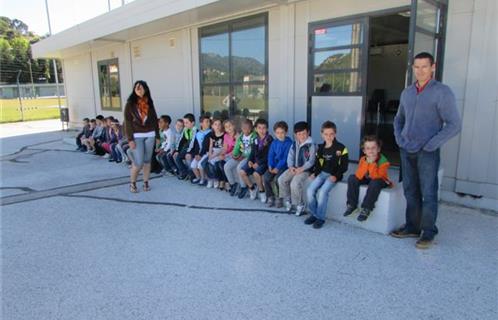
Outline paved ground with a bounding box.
[1,127,497,320]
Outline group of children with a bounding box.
[75,115,132,165]
[76,113,392,229]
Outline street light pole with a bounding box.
[16,70,24,121]
[44,0,64,131]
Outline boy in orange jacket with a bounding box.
[343,135,392,221]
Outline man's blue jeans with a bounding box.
[400,148,440,237]
[306,172,336,221]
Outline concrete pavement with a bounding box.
[1,130,497,320]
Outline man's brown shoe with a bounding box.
[415,233,434,249]
[390,227,420,238]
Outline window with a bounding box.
[98,58,121,111]
[310,22,364,95]
[199,14,268,121]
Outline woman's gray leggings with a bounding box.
[129,137,155,168]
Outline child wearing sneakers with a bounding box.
[239,118,273,201]
[206,118,225,189]
[278,121,316,215]
[219,119,237,191]
[173,113,197,180]
[264,121,292,207]
[304,121,349,229]
[343,135,392,221]
[224,119,256,197]
[190,115,212,185]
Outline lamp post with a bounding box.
[44,0,64,130]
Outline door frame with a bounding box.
[407,0,448,82]
[307,6,410,161]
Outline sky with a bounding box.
[1,0,134,36]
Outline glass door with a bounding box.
[407,0,448,83]
[308,17,369,161]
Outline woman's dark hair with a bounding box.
[127,80,154,106]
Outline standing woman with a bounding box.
[124,80,160,193]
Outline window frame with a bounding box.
[97,58,122,111]
[198,13,269,120]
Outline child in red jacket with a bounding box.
[343,135,392,221]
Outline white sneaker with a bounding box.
[249,187,258,200]
[285,200,292,212]
[207,180,213,188]
[103,153,110,159]
[213,180,220,189]
[259,192,267,203]
[295,205,306,216]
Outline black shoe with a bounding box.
[229,183,239,196]
[343,204,357,217]
[390,227,420,238]
[108,158,115,162]
[312,219,325,229]
[415,232,434,249]
[177,174,187,180]
[357,208,371,222]
[238,187,248,199]
[304,216,317,225]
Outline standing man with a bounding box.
[391,52,461,249]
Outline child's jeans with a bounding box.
[111,143,122,161]
[224,158,246,185]
[278,169,310,206]
[346,175,388,211]
[306,172,337,220]
[263,170,284,199]
[174,149,192,177]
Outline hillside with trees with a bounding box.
[0,16,63,84]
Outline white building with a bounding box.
[32,0,497,211]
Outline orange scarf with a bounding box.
[137,97,149,124]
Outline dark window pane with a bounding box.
[109,63,121,109]
[314,48,361,72]
[200,30,229,84]
[231,17,266,82]
[234,84,267,121]
[201,85,230,119]
[99,64,111,109]
[314,23,363,49]
[98,59,121,110]
[313,72,361,94]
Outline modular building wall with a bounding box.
[55,0,497,210]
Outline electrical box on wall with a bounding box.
[169,38,176,48]
[133,46,141,58]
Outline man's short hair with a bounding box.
[362,135,382,148]
[183,113,195,123]
[293,121,309,134]
[176,119,184,124]
[83,117,90,122]
[321,120,337,132]
[90,119,96,123]
[96,115,104,121]
[242,118,253,129]
[414,52,435,65]
[199,114,211,123]
[273,121,288,132]
[160,115,172,124]
[255,118,268,128]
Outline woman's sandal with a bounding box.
[130,182,138,193]
[143,181,151,192]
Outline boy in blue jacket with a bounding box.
[264,121,292,207]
